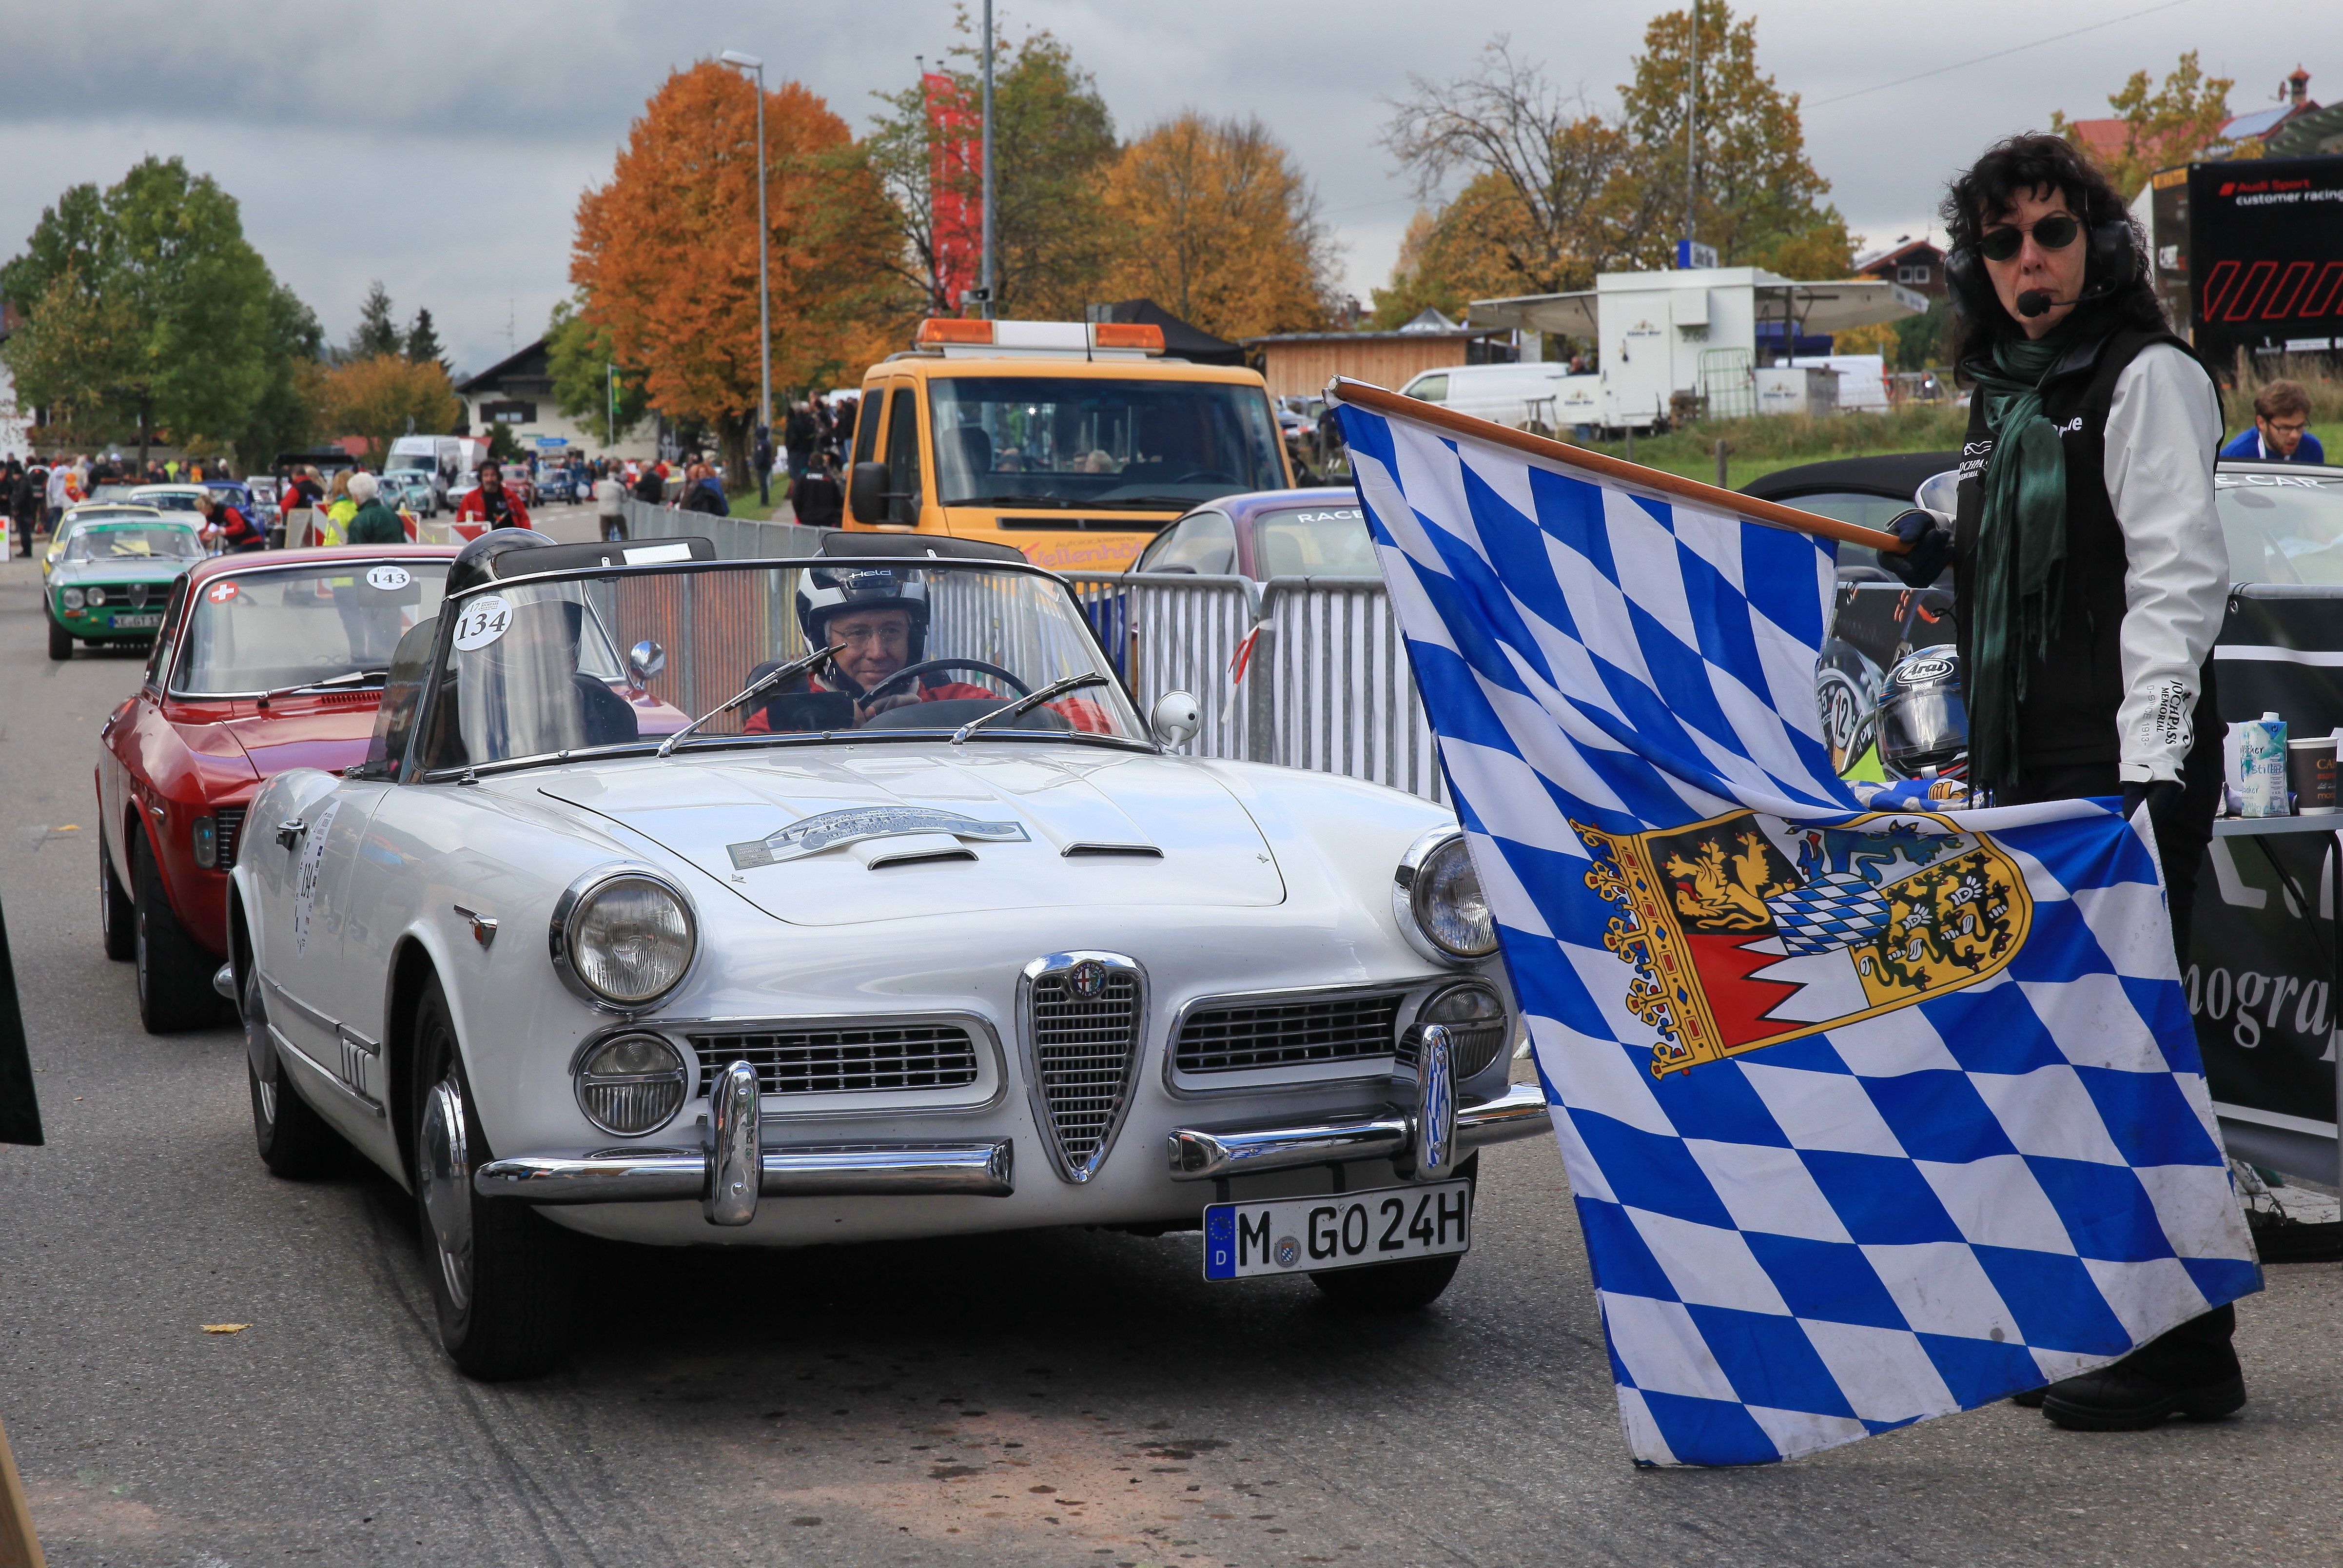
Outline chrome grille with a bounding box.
[1025,956,1142,1181]
[214,806,247,871]
[1174,992,1405,1074]
[686,1022,980,1098]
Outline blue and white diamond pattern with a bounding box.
[1335,395,2261,1468]
[1766,871,1894,956]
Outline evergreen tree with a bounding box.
[350,280,400,358]
[403,306,446,369]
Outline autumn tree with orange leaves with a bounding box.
[572,62,903,478]
[1099,114,1335,341]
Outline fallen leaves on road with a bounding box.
[200,1324,251,1334]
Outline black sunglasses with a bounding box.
[1978,212,2081,263]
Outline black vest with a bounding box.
[1952,327,2214,770]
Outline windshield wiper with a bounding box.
[254,667,388,710]
[1087,494,1219,510]
[657,645,837,758]
[951,673,1112,745]
[950,493,1086,509]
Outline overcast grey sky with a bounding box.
[4,0,2335,376]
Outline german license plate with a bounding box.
[112,613,161,629]
[1202,1179,1471,1280]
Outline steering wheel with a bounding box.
[860,657,1032,703]
[1172,469,1237,485]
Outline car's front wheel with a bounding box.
[99,832,135,961]
[133,832,222,1034]
[412,976,572,1379]
[244,957,340,1177]
[47,615,71,661]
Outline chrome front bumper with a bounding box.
[1166,1080,1550,1183]
[474,1139,1015,1207]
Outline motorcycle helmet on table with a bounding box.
[1874,644,1968,784]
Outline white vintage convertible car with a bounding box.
[226,529,1545,1377]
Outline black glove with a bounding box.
[2120,779,2185,830]
[1881,509,1952,588]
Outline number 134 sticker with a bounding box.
[452,594,513,650]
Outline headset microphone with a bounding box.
[2015,276,2117,318]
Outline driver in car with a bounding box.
[745,566,1112,732]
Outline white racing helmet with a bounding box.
[796,565,931,661]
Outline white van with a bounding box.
[386,435,488,503]
[1397,363,1601,433]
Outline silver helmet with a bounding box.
[1874,644,1967,782]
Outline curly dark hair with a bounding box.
[1940,133,2166,363]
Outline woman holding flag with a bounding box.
[1887,133,2240,1433]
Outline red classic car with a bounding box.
[98,546,463,1031]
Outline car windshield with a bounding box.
[929,376,1285,510]
[2217,471,2343,585]
[1252,504,1379,575]
[170,560,453,696]
[133,490,202,511]
[63,524,202,563]
[410,559,1145,776]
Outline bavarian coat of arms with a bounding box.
[1574,809,2033,1077]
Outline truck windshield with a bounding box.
[930,376,1284,510]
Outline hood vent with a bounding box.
[1061,843,1163,859]
[866,846,978,869]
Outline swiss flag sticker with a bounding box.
[207,581,238,603]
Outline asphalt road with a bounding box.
[1,534,2339,1568]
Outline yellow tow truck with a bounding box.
[844,317,1294,572]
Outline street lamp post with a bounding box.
[979,0,995,320]
[720,50,772,446]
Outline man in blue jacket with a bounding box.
[2219,379,2325,463]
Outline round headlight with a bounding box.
[62,588,85,610]
[1413,981,1508,1078]
[85,585,107,607]
[1406,834,1498,960]
[574,1031,688,1136]
[559,873,695,1006]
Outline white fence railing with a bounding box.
[624,505,1445,803]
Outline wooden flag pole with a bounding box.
[1325,377,1914,555]
[0,1415,44,1568]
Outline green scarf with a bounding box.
[1963,327,2079,794]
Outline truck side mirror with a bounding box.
[849,461,892,525]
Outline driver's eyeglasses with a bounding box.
[1979,212,2082,262]
[2266,418,2310,434]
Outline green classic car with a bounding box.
[47,516,207,660]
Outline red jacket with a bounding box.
[743,679,1116,734]
[457,484,531,531]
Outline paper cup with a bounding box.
[2289,736,2339,815]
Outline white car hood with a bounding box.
[536,745,1285,926]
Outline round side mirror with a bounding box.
[1150,690,1201,749]
[628,640,667,686]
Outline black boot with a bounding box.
[2041,1305,2245,1431]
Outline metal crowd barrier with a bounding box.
[621,498,822,559]
[622,503,1445,804]
[1059,571,1444,804]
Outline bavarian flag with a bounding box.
[1333,384,2259,1467]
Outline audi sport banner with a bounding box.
[2180,155,2343,374]
[1334,390,2260,1467]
